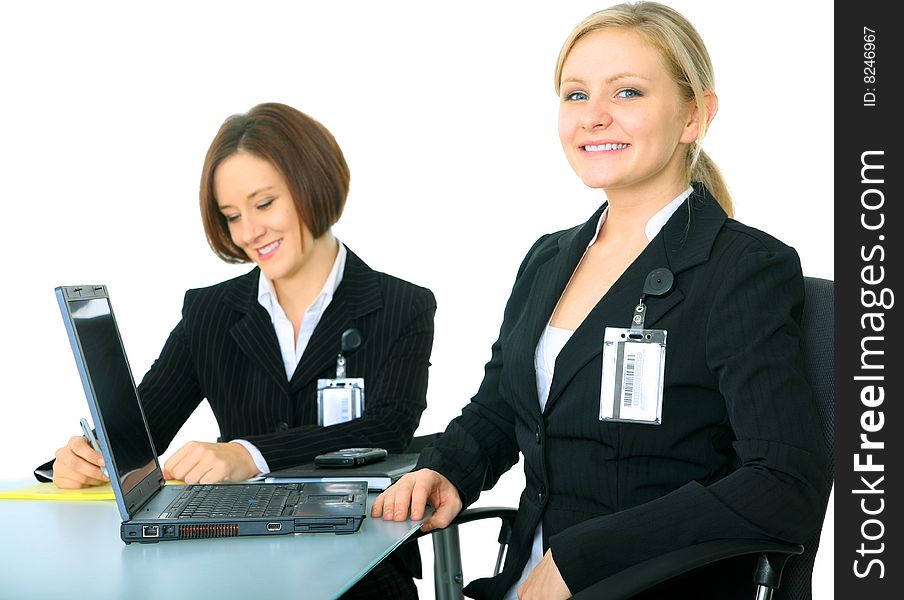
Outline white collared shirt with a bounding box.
[586,186,692,248]
[256,241,347,378]
[231,241,347,475]
[505,187,692,600]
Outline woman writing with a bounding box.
[373,3,828,598]
[46,102,434,599]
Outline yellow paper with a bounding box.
[0,481,184,501]
[0,482,116,501]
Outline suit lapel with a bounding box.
[288,248,382,391]
[223,269,290,393]
[503,206,607,416]
[544,184,726,414]
[219,248,384,395]
[519,226,594,359]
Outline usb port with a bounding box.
[266,522,282,532]
[142,525,160,538]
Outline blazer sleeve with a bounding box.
[417,235,549,505]
[242,287,437,471]
[548,245,831,593]
[137,317,207,455]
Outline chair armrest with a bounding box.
[450,507,518,527]
[570,539,803,599]
[406,506,518,543]
[453,507,518,546]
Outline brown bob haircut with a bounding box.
[200,102,350,263]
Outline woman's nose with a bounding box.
[238,215,265,246]
[580,99,612,130]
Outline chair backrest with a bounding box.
[777,276,834,600]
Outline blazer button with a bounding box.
[535,425,541,445]
[276,422,289,432]
[538,486,546,504]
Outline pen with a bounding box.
[80,417,109,478]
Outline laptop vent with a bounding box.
[178,524,239,539]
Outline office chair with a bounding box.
[421,276,834,600]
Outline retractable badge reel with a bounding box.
[317,328,365,426]
[600,268,673,425]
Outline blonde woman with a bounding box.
[374,3,828,599]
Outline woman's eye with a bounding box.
[564,91,588,102]
[617,88,642,99]
[224,214,240,223]
[257,198,275,210]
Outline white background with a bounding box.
[0,1,833,597]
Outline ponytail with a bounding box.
[689,148,733,217]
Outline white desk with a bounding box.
[0,481,427,600]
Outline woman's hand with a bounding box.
[52,435,108,489]
[162,441,259,484]
[371,468,463,532]
[518,550,571,599]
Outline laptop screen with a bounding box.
[64,293,158,499]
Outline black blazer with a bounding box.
[137,247,436,472]
[418,185,830,599]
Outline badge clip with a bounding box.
[600,268,673,425]
[318,328,366,426]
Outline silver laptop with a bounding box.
[55,284,367,544]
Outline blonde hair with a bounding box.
[554,1,733,216]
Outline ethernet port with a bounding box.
[142,525,160,538]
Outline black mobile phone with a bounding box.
[314,447,388,468]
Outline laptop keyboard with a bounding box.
[162,483,306,519]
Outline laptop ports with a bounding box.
[266,522,282,532]
[142,525,160,538]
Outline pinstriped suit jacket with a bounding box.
[418,185,830,599]
[137,247,436,472]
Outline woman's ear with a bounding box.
[681,91,718,144]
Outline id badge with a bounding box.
[600,327,666,424]
[317,378,365,426]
